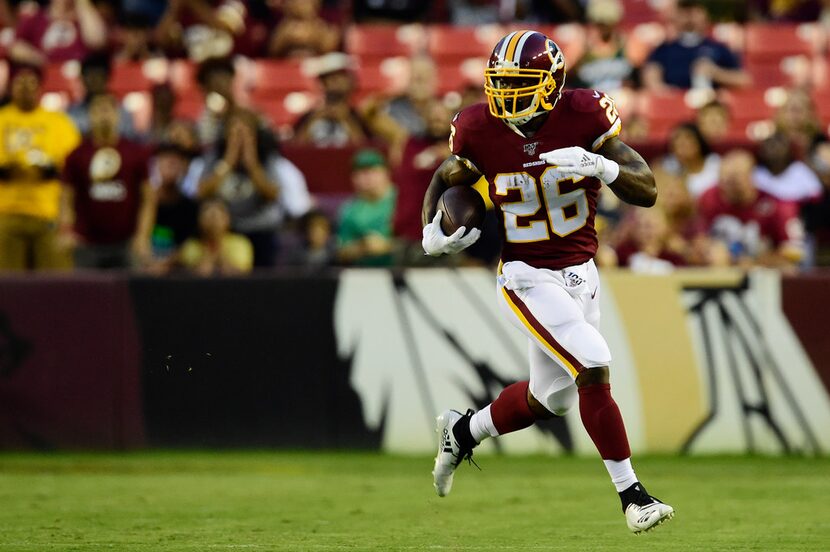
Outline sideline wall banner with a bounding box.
[341,268,830,455]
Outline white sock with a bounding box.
[469,405,498,443]
[604,458,638,492]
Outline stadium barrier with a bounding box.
[0,269,828,455]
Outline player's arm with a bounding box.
[420,156,482,256]
[596,137,657,208]
[421,155,481,226]
[540,138,657,208]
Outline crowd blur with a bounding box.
[1,0,830,275]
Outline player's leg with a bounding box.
[465,340,575,444]
[501,278,674,532]
[432,339,573,498]
[432,282,587,497]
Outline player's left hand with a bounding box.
[539,146,618,184]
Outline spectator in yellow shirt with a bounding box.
[178,199,253,276]
[0,64,81,270]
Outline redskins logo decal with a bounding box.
[546,39,565,71]
[89,147,122,182]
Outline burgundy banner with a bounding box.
[0,274,144,449]
[782,272,830,396]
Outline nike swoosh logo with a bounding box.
[591,287,598,299]
[593,90,600,98]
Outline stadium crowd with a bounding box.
[0,0,829,274]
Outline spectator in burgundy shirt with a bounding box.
[156,0,269,61]
[61,94,156,269]
[698,149,805,268]
[10,0,107,65]
[392,101,452,262]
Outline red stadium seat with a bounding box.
[282,143,388,194]
[747,56,816,89]
[41,62,79,97]
[744,23,821,63]
[639,91,695,134]
[435,63,471,95]
[251,96,304,129]
[173,95,203,121]
[427,25,503,64]
[345,24,422,62]
[721,89,776,127]
[620,0,660,25]
[110,62,155,97]
[251,60,316,94]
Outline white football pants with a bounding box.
[496,259,612,415]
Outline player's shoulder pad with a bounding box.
[452,102,490,132]
[564,88,610,113]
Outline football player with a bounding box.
[422,30,674,534]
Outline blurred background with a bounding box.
[0,0,828,457]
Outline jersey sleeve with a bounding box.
[449,108,483,174]
[568,89,623,152]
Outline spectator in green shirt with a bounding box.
[337,149,397,267]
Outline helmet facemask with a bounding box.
[484,67,559,125]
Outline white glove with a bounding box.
[539,146,620,184]
[422,211,481,256]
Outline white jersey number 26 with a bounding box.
[494,168,589,243]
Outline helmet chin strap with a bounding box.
[505,110,545,126]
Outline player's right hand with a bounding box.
[422,211,481,256]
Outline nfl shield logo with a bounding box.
[523,142,540,156]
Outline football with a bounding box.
[436,186,486,237]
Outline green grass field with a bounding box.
[0,452,828,551]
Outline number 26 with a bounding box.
[598,95,619,125]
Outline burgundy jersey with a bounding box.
[15,9,90,63]
[450,89,622,270]
[697,186,803,255]
[63,138,150,245]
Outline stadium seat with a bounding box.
[250,88,320,130]
[355,61,399,96]
[110,62,155,97]
[620,0,661,25]
[435,63,472,96]
[41,62,79,98]
[427,25,503,64]
[250,60,316,95]
[721,89,776,127]
[172,95,203,121]
[638,91,695,138]
[744,23,822,63]
[282,143,388,194]
[345,24,423,63]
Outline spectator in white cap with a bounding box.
[293,53,373,147]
